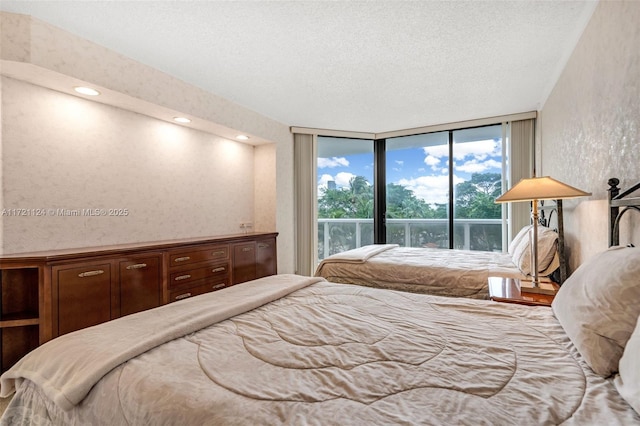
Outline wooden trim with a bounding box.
[0,232,279,264]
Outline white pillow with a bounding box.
[511,226,558,275]
[552,246,640,377]
[615,315,640,415]
[508,225,532,255]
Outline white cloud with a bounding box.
[423,139,500,161]
[454,139,499,161]
[317,157,349,168]
[424,155,440,170]
[334,172,356,188]
[318,173,334,187]
[317,172,358,195]
[456,158,502,173]
[395,160,404,166]
[396,174,465,204]
[423,144,448,158]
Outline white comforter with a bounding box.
[1,274,638,425]
[315,245,526,299]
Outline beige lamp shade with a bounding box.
[495,176,591,203]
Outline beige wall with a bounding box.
[1,77,257,252]
[0,12,295,273]
[539,0,640,271]
[254,143,277,232]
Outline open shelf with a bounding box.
[1,267,40,373]
[1,325,39,372]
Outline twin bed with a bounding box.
[315,202,563,299]
[0,178,638,424]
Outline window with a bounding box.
[385,132,450,248]
[452,126,503,251]
[316,137,374,260]
[315,123,510,263]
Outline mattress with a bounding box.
[1,274,637,425]
[315,244,528,299]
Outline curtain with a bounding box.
[293,133,316,276]
[509,118,535,240]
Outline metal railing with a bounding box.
[318,218,503,260]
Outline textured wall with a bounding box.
[254,143,277,233]
[1,77,255,253]
[0,12,294,273]
[539,0,640,269]
[0,12,291,145]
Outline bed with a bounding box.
[1,260,639,425]
[1,180,638,425]
[315,202,563,299]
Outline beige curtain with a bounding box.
[293,133,316,276]
[509,119,535,241]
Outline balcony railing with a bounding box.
[318,218,503,261]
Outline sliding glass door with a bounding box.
[316,124,505,262]
[384,125,503,251]
[385,132,450,248]
[452,125,503,251]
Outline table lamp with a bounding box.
[496,176,591,291]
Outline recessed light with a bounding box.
[74,86,100,96]
[173,117,191,123]
[236,135,250,141]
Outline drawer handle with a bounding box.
[174,274,192,281]
[257,243,270,249]
[174,256,191,263]
[126,263,147,270]
[212,267,226,273]
[212,250,226,256]
[175,293,191,300]
[242,247,253,252]
[212,283,225,290]
[78,270,104,278]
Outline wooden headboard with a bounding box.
[608,177,640,247]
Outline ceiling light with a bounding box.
[74,86,100,96]
[173,117,191,123]
[236,135,250,141]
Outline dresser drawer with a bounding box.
[169,278,230,303]
[169,262,229,288]
[53,262,113,336]
[169,245,229,268]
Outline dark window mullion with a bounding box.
[374,139,386,244]
[448,131,454,249]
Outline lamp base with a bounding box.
[519,279,559,295]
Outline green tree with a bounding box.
[455,173,502,219]
[386,183,433,218]
[318,172,503,253]
[318,176,374,218]
[454,172,503,250]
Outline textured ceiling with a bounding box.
[1,1,597,133]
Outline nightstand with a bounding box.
[488,276,559,307]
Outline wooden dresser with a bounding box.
[0,232,277,372]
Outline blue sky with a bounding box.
[318,139,502,204]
